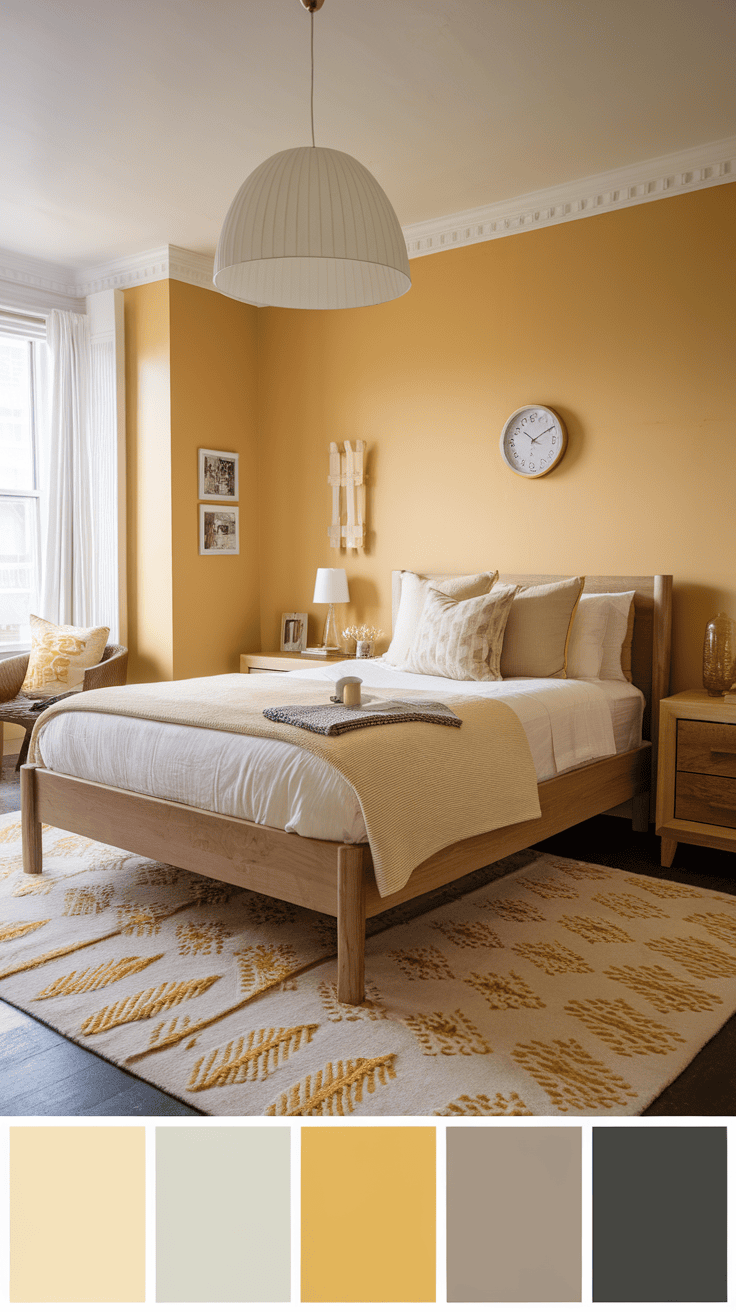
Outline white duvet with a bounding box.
[35,659,644,844]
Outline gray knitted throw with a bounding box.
[262,698,462,736]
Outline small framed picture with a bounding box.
[199,448,238,501]
[280,612,308,651]
[199,505,239,555]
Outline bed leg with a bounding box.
[337,845,366,1005]
[631,790,650,832]
[21,764,43,874]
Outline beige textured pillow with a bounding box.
[21,614,110,696]
[384,570,498,669]
[405,583,518,681]
[500,577,585,679]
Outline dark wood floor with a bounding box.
[1,743,734,1115]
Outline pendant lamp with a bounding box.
[213,0,411,310]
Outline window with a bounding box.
[0,334,39,652]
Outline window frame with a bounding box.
[0,334,41,655]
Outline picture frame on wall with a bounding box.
[199,505,240,555]
[280,612,308,651]
[199,448,239,501]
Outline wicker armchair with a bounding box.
[0,644,128,770]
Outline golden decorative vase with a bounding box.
[703,613,736,696]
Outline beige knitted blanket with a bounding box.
[28,673,541,898]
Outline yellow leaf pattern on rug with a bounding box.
[175,920,230,956]
[187,1024,318,1089]
[645,935,736,979]
[558,915,634,945]
[511,1037,636,1112]
[465,968,545,1010]
[593,891,670,920]
[0,822,22,844]
[80,975,220,1034]
[436,1092,532,1116]
[403,1009,492,1056]
[63,884,115,916]
[318,980,388,1022]
[35,954,164,999]
[186,876,236,906]
[133,864,183,887]
[432,919,503,949]
[243,893,301,925]
[79,851,132,873]
[265,1054,397,1116]
[517,874,580,900]
[0,918,49,942]
[543,856,608,881]
[563,998,685,1056]
[235,944,301,993]
[625,874,703,900]
[512,939,594,975]
[46,834,94,858]
[476,897,545,922]
[387,946,454,980]
[684,911,736,949]
[116,902,169,936]
[604,964,722,1013]
[12,877,56,897]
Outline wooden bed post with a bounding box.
[21,764,43,874]
[337,844,366,1005]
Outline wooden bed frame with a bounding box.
[20,573,672,1006]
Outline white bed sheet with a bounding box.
[36,661,644,845]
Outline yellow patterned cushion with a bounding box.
[21,615,109,696]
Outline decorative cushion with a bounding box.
[500,577,585,679]
[384,571,498,669]
[566,593,611,679]
[20,615,109,697]
[594,592,636,681]
[405,583,518,681]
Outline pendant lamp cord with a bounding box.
[310,11,315,146]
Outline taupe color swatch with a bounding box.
[155,1127,290,1302]
[447,1127,582,1302]
[10,1126,145,1303]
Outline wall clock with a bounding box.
[499,405,567,478]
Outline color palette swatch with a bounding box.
[9,1125,145,1303]
[2,1121,730,1305]
[593,1125,727,1303]
[447,1126,582,1302]
[156,1126,291,1303]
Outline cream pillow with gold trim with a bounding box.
[500,577,585,679]
[21,615,109,697]
[405,583,518,681]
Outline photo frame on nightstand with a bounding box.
[280,613,308,651]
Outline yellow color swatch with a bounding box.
[10,1126,145,1303]
[301,1126,435,1303]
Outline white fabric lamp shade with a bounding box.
[313,567,350,604]
[213,146,411,310]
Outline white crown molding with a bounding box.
[403,136,735,258]
[0,137,733,310]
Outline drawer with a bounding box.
[675,770,736,828]
[677,719,736,779]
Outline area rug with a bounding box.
[2,812,736,1116]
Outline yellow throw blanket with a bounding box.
[29,673,541,898]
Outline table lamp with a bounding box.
[313,568,349,651]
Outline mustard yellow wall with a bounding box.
[169,280,260,679]
[124,281,173,683]
[257,183,736,693]
[123,279,259,683]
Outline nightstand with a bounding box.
[656,690,736,867]
[239,651,347,674]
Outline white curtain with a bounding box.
[37,308,119,640]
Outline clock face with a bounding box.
[499,405,567,478]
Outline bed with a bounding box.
[20,572,672,1005]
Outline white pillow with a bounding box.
[384,571,497,668]
[566,594,610,678]
[579,591,635,681]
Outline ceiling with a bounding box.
[1,0,735,269]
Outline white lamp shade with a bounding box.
[213,146,411,310]
[313,567,350,604]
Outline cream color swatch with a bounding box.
[9,1126,145,1302]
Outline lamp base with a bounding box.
[321,602,341,651]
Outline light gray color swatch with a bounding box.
[156,1127,290,1303]
[447,1126,582,1302]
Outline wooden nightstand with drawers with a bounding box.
[656,690,736,867]
[240,651,346,674]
